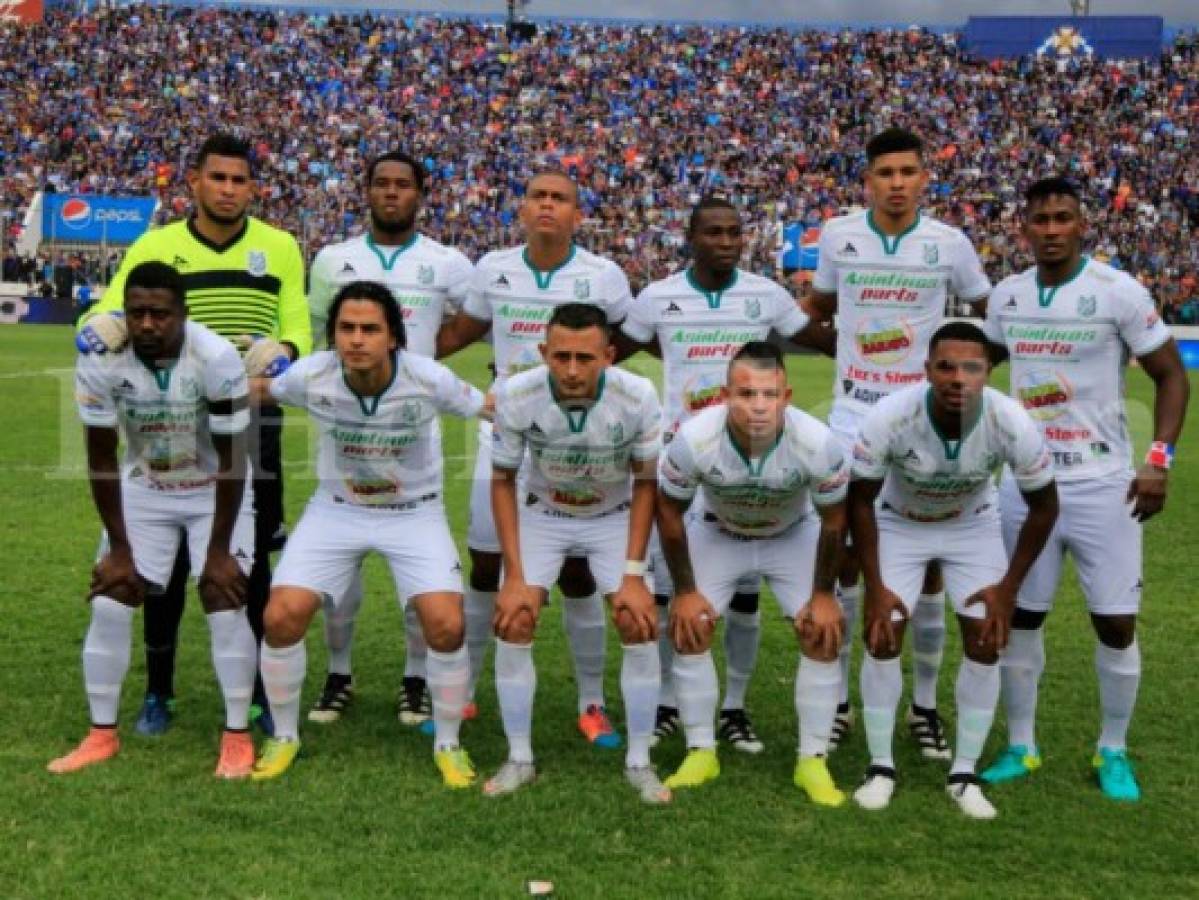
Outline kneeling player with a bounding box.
[849,322,1058,818]
[658,342,850,804]
[49,262,258,778]
[250,281,485,788]
[486,303,668,802]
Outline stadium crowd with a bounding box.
[2,5,1198,302]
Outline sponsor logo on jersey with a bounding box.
[1015,369,1073,420]
[682,372,725,413]
[573,278,591,300]
[846,271,940,304]
[855,318,915,365]
[1003,295,1018,309]
[1006,324,1096,357]
[1077,295,1096,317]
[492,274,511,289]
[840,241,858,257]
[672,327,762,359]
[551,486,601,508]
[418,265,434,286]
[247,251,267,277]
[664,301,683,315]
[172,255,189,269]
[341,261,356,274]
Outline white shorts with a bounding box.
[649,494,759,599]
[519,501,629,596]
[827,401,865,459]
[688,513,820,618]
[876,507,1008,620]
[273,498,463,607]
[99,485,255,592]
[999,473,1142,616]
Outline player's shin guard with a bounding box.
[325,571,364,677]
[911,592,946,710]
[861,653,901,769]
[673,652,718,749]
[1000,626,1044,749]
[464,588,496,701]
[494,639,536,763]
[83,596,134,726]
[260,641,306,741]
[564,593,606,713]
[836,584,861,706]
[426,646,469,751]
[620,642,660,769]
[656,602,676,708]
[952,658,1000,776]
[796,655,841,757]
[207,609,257,730]
[721,609,760,711]
[1096,640,1140,751]
[403,602,428,680]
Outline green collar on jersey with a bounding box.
[686,267,739,310]
[867,209,921,256]
[139,359,175,392]
[1035,255,1089,308]
[342,351,399,417]
[548,370,605,434]
[366,232,419,272]
[924,387,982,462]
[523,244,576,291]
[725,421,784,477]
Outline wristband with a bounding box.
[624,559,647,577]
[1145,441,1174,470]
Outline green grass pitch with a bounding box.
[1,325,1196,898]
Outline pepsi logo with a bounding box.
[60,198,92,230]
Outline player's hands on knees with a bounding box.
[611,575,657,643]
[863,583,908,656]
[670,590,717,655]
[795,588,843,660]
[89,546,144,605]
[1127,465,1167,522]
[964,582,1016,653]
[494,577,540,641]
[199,549,248,610]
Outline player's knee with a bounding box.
[964,640,999,665]
[104,586,144,609]
[863,632,901,660]
[1093,614,1136,649]
[671,620,714,655]
[263,594,308,645]
[422,608,466,652]
[469,550,501,592]
[496,614,536,645]
[556,556,595,599]
[800,632,840,663]
[199,583,242,615]
[729,591,760,615]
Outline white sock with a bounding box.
[426,646,469,751]
[656,602,676,708]
[911,592,946,710]
[464,587,496,702]
[673,651,718,749]
[564,593,606,713]
[404,601,428,681]
[1096,640,1140,751]
[260,641,306,741]
[951,658,1000,776]
[796,655,841,757]
[1000,626,1044,749]
[83,595,134,727]
[860,653,902,769]
[494,638,536,763]
[621,642,660,768]
[721,609,760,711]
[836,584,861,707]
[325,570,363,677]
[207,609,257,730]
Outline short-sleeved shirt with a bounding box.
[852,384,1053,522]
[493,365,661,517]
[622,268,810,436]
[463,244,632,384]
[984,257,1172,482]
[814,210,990,412]
[270,350,483,510]
[75,321,249,495]
[308,233,473,355]
[659,405,848,537]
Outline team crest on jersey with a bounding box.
[744,298,761,320]
[418,265,434,286]
[923,243,939,266]
[400,401,422,425]
[608,422,625,444]
[1077,295,1097,317]
[247,251,267,277]
[178,376,202,400]
[573,279,591,300]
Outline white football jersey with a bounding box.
[814,210,990,412]
[270,350,483,509]
[308,233,473,356]
[493,365,661,517]
[463,244,632,384]
[852,384,1053,522]
[623,268,810,436]
[75,321,249,495]
[659,405,848,537]
[984,257,1171,482]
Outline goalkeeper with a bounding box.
[76,133,311,737]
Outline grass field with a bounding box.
[1,325,1196,899]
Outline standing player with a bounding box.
[485,304,667,802]
[849,323,1058,818]
[305,150,474,728]
[810,128,992,756]
[980,177,1189,801]
[76,133,310,737]
[249,282,485,787]
[49,262,258,777]
[657,343,850,805]
[437,170,635,747]
[621,196,830,753]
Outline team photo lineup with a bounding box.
[47,110,1191,827]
